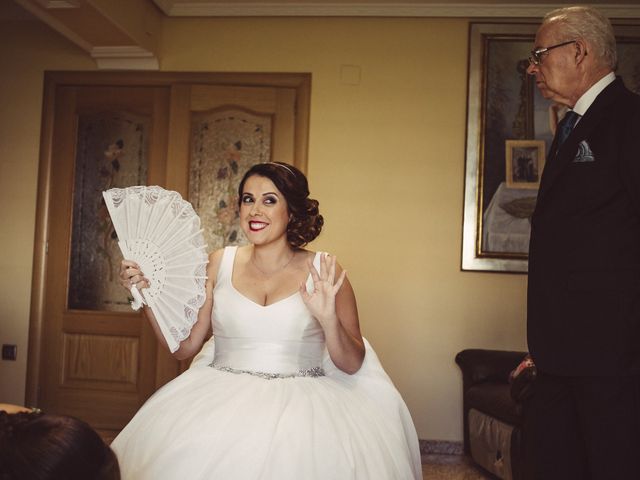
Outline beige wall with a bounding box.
[0,20,96,406]
[0,15,528,442]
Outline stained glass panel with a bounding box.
[189,109,272,250]
[68,111,149,311]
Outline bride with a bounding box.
[112,162,422,479]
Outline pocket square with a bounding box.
[573,140,595,163]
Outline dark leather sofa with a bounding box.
[455,349,528,480]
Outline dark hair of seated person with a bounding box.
[0,410,120,480]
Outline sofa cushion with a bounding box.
[466,382,522,425]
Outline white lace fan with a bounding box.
[102,186,209,353]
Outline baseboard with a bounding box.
[419,439,464,456]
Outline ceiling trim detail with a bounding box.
[155,3,640,19]
[91,46,160,70]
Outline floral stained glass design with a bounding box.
[189,109,272,251]
[68,112,149,311]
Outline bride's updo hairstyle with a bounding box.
[238,162,324,248]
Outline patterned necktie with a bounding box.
[555,110,581,150]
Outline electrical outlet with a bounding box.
[2,344,17,361]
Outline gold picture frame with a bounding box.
[505,139,545,189]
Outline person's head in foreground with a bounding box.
[0,408,120,480]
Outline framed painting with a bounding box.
[461,22,640,272]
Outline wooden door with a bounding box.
[34,85,169,438]
[27,73,310,437]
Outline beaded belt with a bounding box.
[209,362,325,380]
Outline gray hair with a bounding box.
[543,6,617,70]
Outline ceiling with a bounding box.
[6,0,640,70]
[151,0,640,18]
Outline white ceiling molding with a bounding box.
[156,2,640,19]
[91,46,160,70]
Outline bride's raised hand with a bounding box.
[119,259,149,292]
[299,253,347,326]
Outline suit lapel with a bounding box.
[536,78,625,206]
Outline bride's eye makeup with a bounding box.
[241,194,254,204]
[263,195,278,205]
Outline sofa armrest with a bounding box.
[455,349,527,387]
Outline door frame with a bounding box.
[26,71,311,406]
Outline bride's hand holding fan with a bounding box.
[103,186,209,353]
[119,260,149,293]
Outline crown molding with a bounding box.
[91,46,159,70]
[158,2,640,19]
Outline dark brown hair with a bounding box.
[0,411,120,480]
[238,162,323,248]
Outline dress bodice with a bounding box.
[211,246,325,376]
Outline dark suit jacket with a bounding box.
[528,77,640,376]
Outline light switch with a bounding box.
[2,344,17,361]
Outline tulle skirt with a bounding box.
[111,339,422,480]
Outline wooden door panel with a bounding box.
[273,88,296,163]
[61,333,140,390]
[58,388,144,430]
[190,84,282,111]
[189,84,296,164]
[39,86,78,414]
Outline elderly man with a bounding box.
[525,6,640,480]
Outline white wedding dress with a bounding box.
[112,247,422,479]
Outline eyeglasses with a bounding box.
[528,40,576,66]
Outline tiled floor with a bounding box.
[422,454,492,479]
